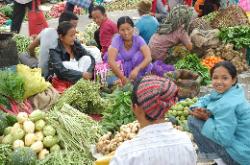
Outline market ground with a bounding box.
[20,9,138,36]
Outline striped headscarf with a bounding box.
[158,5,195,34]
[133,75,178,120]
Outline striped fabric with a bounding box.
[136,75,178,120]
[110,122,197,165]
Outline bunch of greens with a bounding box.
[101,84,135,133]
[219,26,250,49]
[54,79,106,114]
[0,71,25,102]
[47,104,103,162]
[12,34,31,53]
[37,150,93,165]
[202,11,218,23]
[0,95,9,109]
[0,4,13,18]
[175,54,210,85]
[0,144,12,165]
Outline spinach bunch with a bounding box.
[219,26,250,49]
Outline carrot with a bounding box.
[202,56,223,69]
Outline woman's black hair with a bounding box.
[210,61,237,80]
[92,5,106,15]
[59,11,78,24]
[117,16,134,29]
[57,21,75,37]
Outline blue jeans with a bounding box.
[188,116,240,165]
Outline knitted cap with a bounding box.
[137,1,152,14]
[135,75,178,120]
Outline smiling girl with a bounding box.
[188,61,250,165]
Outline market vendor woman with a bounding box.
[188,61,250,165]
[48,22,95,83]
[149,5,194,61]
[106,16,153,85]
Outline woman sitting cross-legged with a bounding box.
[105,16,153,86]
[48,22,95,83]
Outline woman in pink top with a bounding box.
[149,5,195,61]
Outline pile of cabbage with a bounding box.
[0,110,61,160]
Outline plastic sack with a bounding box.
[16,64,50,99]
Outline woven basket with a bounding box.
[0,33,18,68]
[210,5,249,29]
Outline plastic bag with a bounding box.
[16,64,50,99]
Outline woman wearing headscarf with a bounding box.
[110,75,197,165]
[149,5,195,62]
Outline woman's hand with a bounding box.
[190,108,210,121]
[82,72,93,80]
[129,67,140,81]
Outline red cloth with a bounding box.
[100,18,117,54]
[184,0,192,6]
[151,0,167,15]
[51,76,72,94]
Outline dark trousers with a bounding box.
[11,1,32,33]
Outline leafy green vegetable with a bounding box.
[202,11,219,22]
[219,25,250,49]
[37,150,93,165]
[0,95,9,109]
[9,147,37,165]
[0,71,25,102]
[100,84,135,133]
[0,4,13,18]
[175,54,210,85]
[0,111,10,135]
[0,144,12,165]
[54,79,106,114]
[12,34,31,54]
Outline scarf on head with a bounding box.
[158,5,194,34]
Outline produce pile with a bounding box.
[0,4,13,19]
[0,110,61,161]
[205,44,249,73]
[77,22,98,46]
[48,2,82,18]
[219,25,250,49]
[96,121,140,155]
[166,98,198,131]
[54,79,106,114]
[201,56,224,69]
[0,70,25,102]
[100,84,135,133]
[104,0,142,12]
[175,54,210,85]
[12,34,31,54]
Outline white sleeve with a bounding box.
[78,56,92,72]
